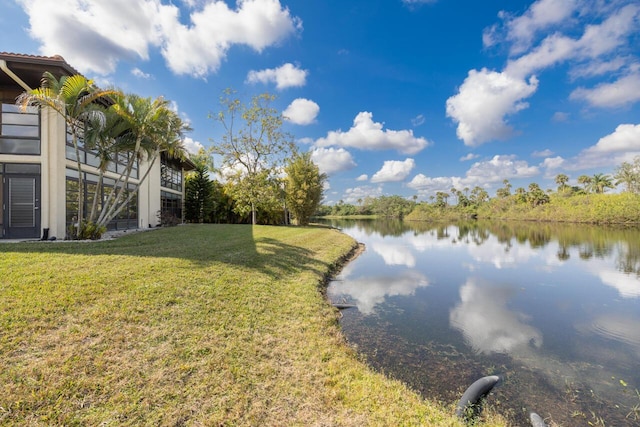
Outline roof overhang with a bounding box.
[182,157,197,171]
[0,52,79,91]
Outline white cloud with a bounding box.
[282,98,319,125]
[460,153,479,161]
[570,72,640,108]
[505,4,640,79]
[18,0,301,77]
[541,156,565,171]
[314,112,430,155]
[407,175,460,194]
[411,114,425,127]
[370,158,415,183]
[408,155,539,198]
[182,136,204,154]
[504,0,578,55]
[341,185,383,205]
[465,155,539,186]
[446,69,539,146]
[309,147,356,175]
[569,57,630,80]
[566,124,640,170]
[457,3,640,145]
[532,148,554,157]
[246,63,308,89]
[482,24,499,49]
[356,174,368,182]
[131,67,152,79]
[297,137,314,145]
[577,4,639,59]
[504,33,574,79]
[585,124,640,154]
[402,0,437,6]
[551,111,569,122]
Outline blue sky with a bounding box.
[1,0,639,204]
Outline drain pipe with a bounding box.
[0,59,33,91]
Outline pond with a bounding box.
[323,219,640,426]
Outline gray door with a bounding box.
[5,175,40,239]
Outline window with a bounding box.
[65,168,138,231]
[161,157,183,191]
[0,103,40,155]
[161,191,182,223]
[65,126,138,179]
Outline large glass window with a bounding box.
[161,191,183,223]
[0,103,40,155]
[65,168,138,232]
[65,127,138,179]
[161,157,183,191]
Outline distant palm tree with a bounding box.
[614,159,639,193]
[555,173,569,193]
[577,175,592,192]
[589,173,614,194]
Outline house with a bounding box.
[0,52,194,240]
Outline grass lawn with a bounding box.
[1,224,505,426]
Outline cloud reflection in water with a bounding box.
[370,241,416,267]
[450,278,543,354]
[332,270,429,315]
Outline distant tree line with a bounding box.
[315,195,416,219]
[316,158,640,225]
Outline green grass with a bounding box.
[0,224,505,426]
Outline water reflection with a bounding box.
[590,314,640,351]
[587,259,640,298]
[325,219,640,426]
[449,278,543,354]
[371,241,416,267]
[335,266,428,315]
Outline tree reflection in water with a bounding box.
[324,219,640,427]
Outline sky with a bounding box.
[1,0,640,204]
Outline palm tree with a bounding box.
[515,187,527,203]
[577,175,592,192]
[614,160,639,193]
[83,101,133,223]
[589,173,614,194]
[17,72,117,237]
[96,93,190,228]
[555,173,569,193]
[449,187,457,205]
[527,182,550,206]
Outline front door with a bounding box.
[3,174,41,239]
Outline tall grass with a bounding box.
[1,225,501,426]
